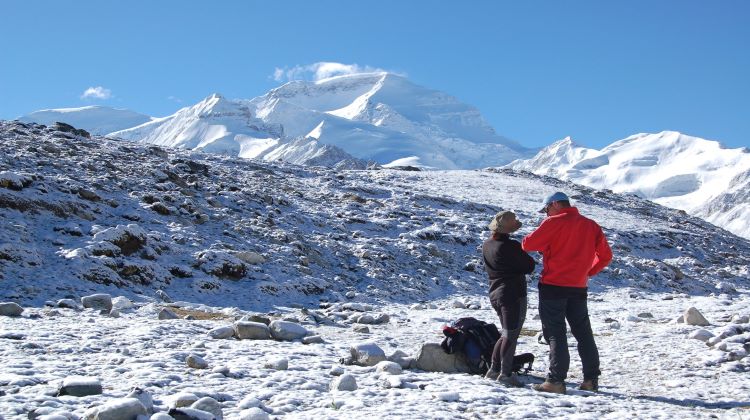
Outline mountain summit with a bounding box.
[108,73,535,169]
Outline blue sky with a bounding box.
[1,1,748,149]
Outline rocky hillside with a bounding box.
[1,120,749,310]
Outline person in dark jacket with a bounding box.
[482,210,536,387]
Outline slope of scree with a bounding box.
[0,120,748,310]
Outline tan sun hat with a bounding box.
[488,210,522,234]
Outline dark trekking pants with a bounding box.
[490,295,527,376]
[539,296,600,383]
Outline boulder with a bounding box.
[302,335,324,344]
[238,407,270,420]
[57,299,79,309]
[112,296,134,311]
[269,320,307,341]
[330,374,357,391]
[159,308,180,320]
[191,397,223,420]
[83,397,147,420]
[688,329,715,342]
[237,396,262,410]
[125,387,153,413]
[58,376,103,397]
[346,342,386,366]
[186,354,208,369]
[208,326,235,339]
[170,392,200,408]
[81,294,113,313]
[234,321,271,340]
[387,350,414,369]
[0,302,23,317]
[684,307,710,326]
[166,407,217,420]
[414,343,471,373]
[375,361,403,375]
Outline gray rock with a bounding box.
[0,302,23,317]
[126,387,153,413]
[237,396,262,409]
[375,361,403,375]
[57,299,78,309]
[732,315,749,324]
[414,343,471,373]
[264,357,288,370]
[84,397,147,420]
[159,308,180,320]
[331,373,357,391]
[353,325,370,333]
[170,392,200,408]
[167,407,217,420]
[234,321,271,340]
[234,251,266,265]
[684,307,710,326]
[269,320,307,341]
[238,407,270,420]
[347,342,386,366]
[58,376,103,397]
[638,312,654,318]
[208,326,235,339]
[186,354,208,369]
[302,335,324,344]
[688,329,715,342]
[387,350,414,369]
[81,294,113,313]
[150,413,175,420]
[191,397,223,420]
[156,290,173,303]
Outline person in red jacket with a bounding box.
[522,191,612,394]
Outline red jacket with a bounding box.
[522,207,612,288]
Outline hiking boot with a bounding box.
[579,378,599,392]
[498,373,524,388]
[532,380,566,394]
[484,368,501,380]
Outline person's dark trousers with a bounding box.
[490,295,527,376]
[539,296,600,383]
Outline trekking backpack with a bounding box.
[441,317,535,375]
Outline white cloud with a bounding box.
[80,86,112,100]
[272,62,404,82]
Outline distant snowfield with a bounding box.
[1,121,749,418]
[506,132,750,240]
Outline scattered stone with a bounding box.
[159,308,180,320]
[56,299,78,309]
[353,325,370,334]
[81,293,113,313]
[170,392,200,408]
[238,407,270,420]
[302,335,324,344]
[331,374,357,391]
[387,350,414,369]
[452,301,466,309]
[381,375,403,389]
[329,366,345,376]
[264,357,288,370]
[191,397,223,419]
[58,376,103,397]
[0,302,23,317]
[345,291,356,299]
[684,307,710,326]
[151,413,175,420]
[186,354,209,369]
[414,343,470,373]
[241,314,271,325]
[234,251,266,265]
[126,387,154,413]
[112,296,134,311]
[732,315,749,324]
[638,312,654,318]
[78,188,101,201]
[375,361,403,375]
[167,407,217,420]
[212,366,230,377]
[156,290,173,303]
[234,321,271,340]
[688,329,715,342]
[345,342,387,366]
[435,391,460,402]
[238,396,262,410]
[83,397,147,420]
[410,303,426,310]
[269,320,307,341]
[208,326,235,339]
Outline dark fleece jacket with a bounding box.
[482,233,536,303]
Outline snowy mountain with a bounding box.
[19,106,152,135]
[110,73,535,169]
[506,131,750,239]
[1,120,749,418]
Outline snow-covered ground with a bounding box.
[1,120,749,419]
